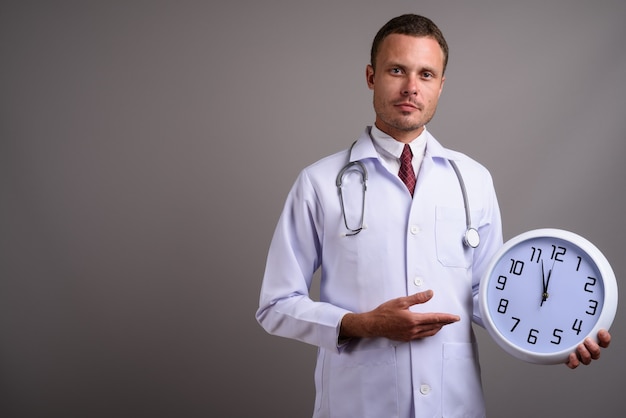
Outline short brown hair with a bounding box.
[370,14,449,74]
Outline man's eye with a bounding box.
[422,72,434,79]
[390,68,402,74]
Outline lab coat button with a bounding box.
[413,277,423,287]
[419,384,431,395]
[410,225,420,235]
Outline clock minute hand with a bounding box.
[541,259,555,307]
[539,260,552,306]
[540,260,548,306]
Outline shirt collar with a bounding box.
[348,126,455,163]
[369,124,428,159]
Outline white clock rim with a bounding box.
[478,228,618,365]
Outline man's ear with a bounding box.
[366,64,375,90]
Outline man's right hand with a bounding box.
[339,290,460,342]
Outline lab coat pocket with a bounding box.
[325,346,399,418]
[442,343,486,418]
[435,206,477,268]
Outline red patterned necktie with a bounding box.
[398,144,416,196]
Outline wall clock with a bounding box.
[479,228,618,364]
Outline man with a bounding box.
[256,14,610,418]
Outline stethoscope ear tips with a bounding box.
[464,228,480,248]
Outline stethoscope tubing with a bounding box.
[336,129,480,248]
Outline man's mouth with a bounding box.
[394,102,421,112]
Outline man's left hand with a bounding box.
[565,329,611,369]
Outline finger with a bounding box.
[565,352,579,369]
[412,322,448,339]
[411,317,459,339]
[404,290,434,307]
[584,337,602,361]
[597,329,611,348]
[429,313,461,324]
[415,327,442,339]
[410,312,460,326]
[576,342,592,365]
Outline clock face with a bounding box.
[480,229,617,364]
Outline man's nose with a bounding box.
[402,75,418,96]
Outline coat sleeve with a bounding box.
[255,169,351,352]
[471,169,503,327]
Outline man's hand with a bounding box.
[340,290,460,342]
[565,329,611,369]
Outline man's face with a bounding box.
[366,34,446,143]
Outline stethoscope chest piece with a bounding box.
[464,227,480,249]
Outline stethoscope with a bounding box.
[335,130,480,248]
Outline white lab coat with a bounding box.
[256,127,503,418]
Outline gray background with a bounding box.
[1,0,625,417]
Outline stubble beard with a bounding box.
[377,108,436,136]
[373,93,438,137]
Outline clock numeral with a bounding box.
[497,298,509,314]
[495,275,507,290]
[509,259,524,275]
[584,276,597,293]
[550,245,566,262]
[530,247,542,263]
[572,318,583,335]
[510,316,520,332]
[576,256,582,271]
[551,328,563,345]
[527,328,539,345]
[586,299,598,316]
